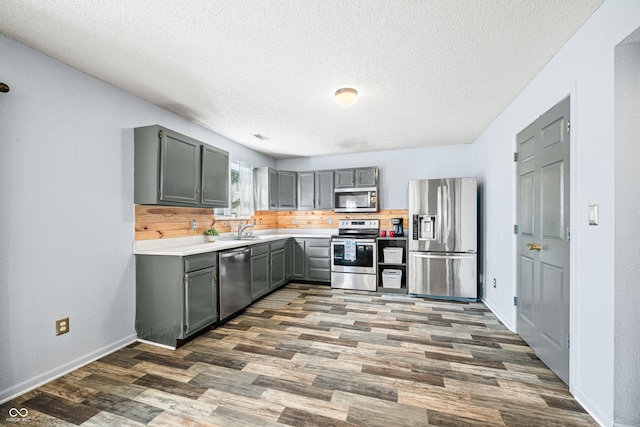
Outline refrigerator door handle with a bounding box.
[410,253,474,260]
[437,185,442,244]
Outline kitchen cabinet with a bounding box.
[270,240,286,289]
[292,238,330,282]
[377,237,408,294]
[285,238,293,280]
[254,167,297,210]
[315,170,334,209]
[135,252,217,347]
[334,167,378,188]
[251,243,270,300]
[297,171,315,210]
[134,125,229,207]
[278,171,297,210]
[298,170,334,210]
[292,239,306,279]
[252,240,288,300]
[201,144,229,207]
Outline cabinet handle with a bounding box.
[196,189,200,196]
[203,188,207,196]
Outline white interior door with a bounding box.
[516,96,570,384]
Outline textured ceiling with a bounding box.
[1,1,603,159]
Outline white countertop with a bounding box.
[134,229,335,256]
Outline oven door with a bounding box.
[331,238,377,274]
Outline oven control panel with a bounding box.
[338,219,379,229]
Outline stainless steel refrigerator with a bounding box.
[408,178,477,300]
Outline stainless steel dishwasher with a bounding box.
[218,247,252,321]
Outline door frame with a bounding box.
[513,92,576,389]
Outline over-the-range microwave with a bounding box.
[334,187,379,213]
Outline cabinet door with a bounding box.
[306,239,331,282]
[160,129,201,204]
[297,171,315,210]
[251,253,270,300]
[270,249,286,289]
[315,170,334,209]
[184,267,217,336]
[355,167,378,187]
[201,145,229,207]
[278,171,297,209]
[285,239,293,280]
[293,239,306,279]
[334,169,355,188]
[269,168,279,210]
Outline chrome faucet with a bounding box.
[238,220,254,239]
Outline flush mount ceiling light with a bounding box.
[335,87,358,107]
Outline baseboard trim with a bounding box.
[0,334,137,404]
[481,297,515,332]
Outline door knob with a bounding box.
[526,243,542,251]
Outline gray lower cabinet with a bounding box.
[270,240,286,289]
[136,253,217,347]
[292,238,330,282]
[285,238,293,280]
[251,240,289,300]
[251,243,270,300]
[134,125,229,207]
[293,238,306,279]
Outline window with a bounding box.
[214,161,254,218]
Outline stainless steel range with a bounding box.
[331,219,379,291]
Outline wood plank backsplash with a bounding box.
[135,205,408,240]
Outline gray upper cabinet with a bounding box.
[334,167,378,188]
[269,168,279,210]
[254,167,297,210]
[315,170,334,209]
[201,145,229,207]
[297,171,315,210]
[334,169,355,188]
[356,167,378,187]
[134,125,229,207]
[278,171,297,210]
[298,170,333,210]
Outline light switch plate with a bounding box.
[588,204,598,225]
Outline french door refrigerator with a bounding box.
[408,178,477,300]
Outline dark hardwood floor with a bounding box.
[1,283,597,426]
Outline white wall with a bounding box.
[471,1,640,425]
[614,31,640,427]
[0,35,275,403]
[277,144,474,209]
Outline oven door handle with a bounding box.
[332,239,376,244]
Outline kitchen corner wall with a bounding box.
[134,205,408,240]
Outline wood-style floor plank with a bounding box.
[2,283,597,426]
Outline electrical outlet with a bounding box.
[493,278,497,288]
[291,219,295,225]
[191,220,197,230]
[328,218,333,225]
[260,218,263,225]
[56,317,69,336]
